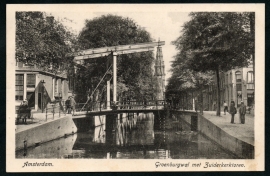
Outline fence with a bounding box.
[45,103,67,121]
[15,101,67,124]
[75,100,166,113]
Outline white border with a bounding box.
[6,4,265,172]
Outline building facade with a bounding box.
[15,61,71,113]
[202,64,254,110]
[179,63,254,111]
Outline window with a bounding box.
[27,74,35,88]
[60,80,63,94]
[15,74,24,100]
[23,62,34,67]
[55,78,58,93]
[68,77,73,91]
[236,84,242,91]
[235,71,241,82]
[247,71,254,83]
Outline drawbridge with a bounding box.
[70,40,165,111]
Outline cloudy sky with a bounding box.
[44,5,191,85]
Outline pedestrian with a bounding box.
[88,95,93,112]
[239,101,246,124]
[223,101,228,115]
[229,101,237,124]
[195,100,198,112]
[143,98,147,109]
[70,95,76,116]
[65,97,71,114]
[19,99,29,124]
[212,102,216,111]
[24,98,28,106]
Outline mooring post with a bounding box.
[23,140,27,157]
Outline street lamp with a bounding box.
[198,80,203,115]
[41,80,46,113]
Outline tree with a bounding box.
[75,15,157,102]
[172,12,253,116]
[16,12,77,74]
[166,56,213,110]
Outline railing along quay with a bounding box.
[45,103,67,121]
[15,101,68,125]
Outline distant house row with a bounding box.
[206,64,254,110]
[15,61,74,113]
[179,63,254,110]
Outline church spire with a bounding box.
[155,44,165,76]
[155,38,165,100]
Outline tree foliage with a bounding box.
[16,12,77,73]
[75,15,157,101]
[166,56,213,97]
[169,12,254,115]
[173,12,252,72]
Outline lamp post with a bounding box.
[41,80,46,113]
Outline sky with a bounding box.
[46,5,191,85]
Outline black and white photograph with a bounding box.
[6,4,264,172]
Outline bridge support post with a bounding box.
[107,79,110,110]
[113,52,117,102]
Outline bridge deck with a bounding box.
[72,108,166,118]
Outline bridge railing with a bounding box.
[117,100,165,110]
[75,100,166,113]
[75,101,107,112]
[164,102,194,111]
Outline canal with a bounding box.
[16,112,237,159]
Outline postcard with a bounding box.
[6,4,265,172]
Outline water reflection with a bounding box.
[16,112,236,159]
[16,133,77,158]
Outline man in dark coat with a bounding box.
[239,101,246,124]
[65,97,71,114]
[229,101,237,124]
[19,99,30,124]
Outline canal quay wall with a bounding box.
[16,115,77,151]
[173,110,254,159]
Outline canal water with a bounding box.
[16,112,236,159]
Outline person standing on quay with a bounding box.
[70,95,76,116]
[229,101,237,124]
[223,101,228,115]
[239,101,246,124]
[65,97,71,114]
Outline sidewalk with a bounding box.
[16,112,71,133]
[202,111,254,146]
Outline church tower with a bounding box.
[154,40,165,100]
